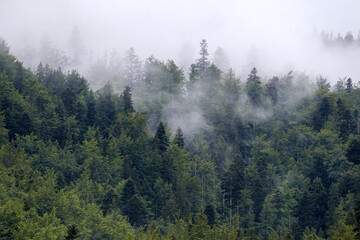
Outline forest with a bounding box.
[0,36,360,240]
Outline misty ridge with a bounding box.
[2,2,360,239]
[8,27,360,86]
[3,27,359,135]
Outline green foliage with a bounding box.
[0,39,359,239]
[65,223,80,240]
[204,203,216,226]
[246,67,262,107]
[346,135,360,165]
[190,208,211,239]
[173,127,185,148]
[153,122,169,153]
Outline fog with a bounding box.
[1,0,360,84]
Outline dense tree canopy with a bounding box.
[0,38,359,239]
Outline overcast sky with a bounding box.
[1,0,359,82]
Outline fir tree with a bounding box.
[246,67,262,107]
[65,223,80,240]
[14,61,24,93]
[313,96,331,131]
[204,203,216,227]
[123,47,142,89]
[172,127,185,148]
[346,77,353,94]
[122,86,134,114]
[196,39,210,74]
[346,135,360,165]
[0,38,10,54]
[221,154,246,223]
[266,76,279,105]
[191,208,211,239]
[354,196,360,239]
[153,122,169,153]
[86,90,96,127]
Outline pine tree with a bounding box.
[172,127,185,148]
[14,61,24,93]
[346,78,353,94]
[246,67,262,107]
[221,154,246,223]
[96,84,116,137]
[120,178,148,226]
[124,194,148,226]
[188,63,200,90]
[0,112,8,147]
[0,38,10,54]
[166,60,184,96]
[121,178,137,207]
[316,75,331,91]
[123,47,142,89]
[336,98,353,139]
[266,76,279,105]
[190,208,211,239]
[313,96,331,131]
[204,203,216,227]
[282,230,295,240]
[346,135,360,165]
[86,90,96,127]
[297,178,327,233]
[122,86,134,114]
[36,62,45,84]
[246,228,260,240]
[153,122,169,153]
[65,223,80,240]
[354,196,360,239]
[354,109,359,134]
[196,39,210,74]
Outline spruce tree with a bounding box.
[354,196,360,239]
[204,203,216,227]
[120,178,148,226]
[246,67,262,107]
[121,178,136,206]
[266,76,279,105]
[0,38,9,54]
[188,63,200,91]
[313,96,331,131]
[14,61,24,93]
[65,223,80,240]
[122,86,134,114]
[172,127,185,148]
[153,122,169,153]
[191,208,211,239]
[123,47,142,89]
[346,77,353,94]
[86,90,96,127]
[221,154,246,223]
[196,39,210,74]
[346,135,360,165]
[336,98,353,139]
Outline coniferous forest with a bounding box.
[0,35,360,240]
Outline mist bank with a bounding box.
[3,34,359,137]
[2,27,359,93]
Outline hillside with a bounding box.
[0,38,359,239]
